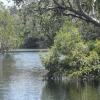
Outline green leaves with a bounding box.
[43,20,100,79]
[0,3,22,51]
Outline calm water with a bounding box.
[0,52,100,100]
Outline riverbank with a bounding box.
[9,49,49,52]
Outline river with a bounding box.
[0,52,100,100]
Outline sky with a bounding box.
[0,0,14,6]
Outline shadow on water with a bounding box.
[0,54,15,80]
[41,80,68,100]
[0,54,16,100]
[0,53,100,100]
[41,80,100,100]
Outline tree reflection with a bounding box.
[41,80,100,100]
[0,53,15,81]
[41,80,69,100]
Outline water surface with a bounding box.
[0,52,100,100]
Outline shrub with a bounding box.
[43,21,100,79]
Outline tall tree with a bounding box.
[13,0,100,27]
[0,2,20,52]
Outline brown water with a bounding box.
[0,52,100,100]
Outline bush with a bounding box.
[43,21,100,79]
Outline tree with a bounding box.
[43,21,100,79]
[11,1,66,48]
[0,2,20,53]
[13,0,100,27]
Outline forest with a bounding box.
[0,0,100,80]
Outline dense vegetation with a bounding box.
[43,21,100,80]
[0,2,22,53]
[0,0,100,80]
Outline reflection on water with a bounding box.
[42,80,100,100]
[0,53,100,100]
[0,53,44,100]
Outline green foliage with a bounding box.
[43,21,100,79]
[14,1,66,48]
[94,40,100,54]
[12,0,100,48]
[0,2,23,52]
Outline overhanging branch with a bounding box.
[52,0,100,27]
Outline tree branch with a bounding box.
[62,13,89,22]
[53,0,100,27]
[19,0,100,27]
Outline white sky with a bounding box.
[0,0,14,6]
